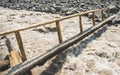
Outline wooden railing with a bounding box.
[0,7,110,75]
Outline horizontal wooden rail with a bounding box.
[0,7,109,36]
[6,15,116,75]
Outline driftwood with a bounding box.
[6,15,116,75]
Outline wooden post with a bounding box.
[107,7,110,17]
[15,31,33,75]
[15,31,27,61]
[101,10,104,21]
[56,21,63,43]
[79,15,83,32]
[92,12,95,25]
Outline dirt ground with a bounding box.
[0,7,120,75]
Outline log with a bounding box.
[6,15,116,75]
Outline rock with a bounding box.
[0,60,10,72]
[65,8,79,15]
[86,59,96,69]
[0,36,6,39]
[109,5,119,14]
[116,4,120,9]
[48,7,56,13]
[0,47,9,62]
[45,27,57,32]
[112,19,120,24]
[103,11,109,18]
[88,13,95,19]
[115,58,120,66]
[98,69,113,75]
[60,7,69,12]
[96,5,102,8]
[33,27,47,33]
[88,13,99,21]
[80,3,86,8]
[32,26,57,33]
[65,11,73,15]
[53,6,61,12]
[86,1,96,5]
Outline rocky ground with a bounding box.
[0,0,120,75]
[0,0,120,15]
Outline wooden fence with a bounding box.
[0,7,110,75]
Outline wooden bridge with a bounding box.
[0,7,116,75]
